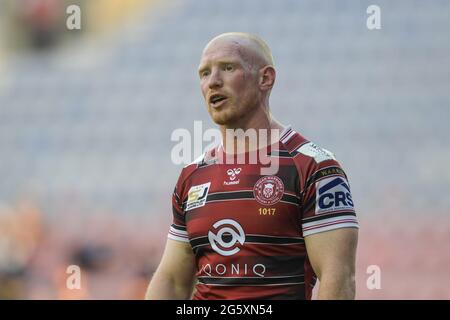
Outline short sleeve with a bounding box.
[301,159,359,237]
[167,177,190,243]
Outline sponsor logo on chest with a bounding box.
[208,219,245,256]
[224,168,241,185]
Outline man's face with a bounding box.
[198,40,260,126]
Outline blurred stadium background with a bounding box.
[0,0,449,299]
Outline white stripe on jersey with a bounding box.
[170,225,188,236]
[302,215,358,229]
[168,233,190,243]
[281,130,296,144]
[302,221,359,237]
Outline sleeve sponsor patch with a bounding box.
[297,142,336,163]
[316,166,345,178]
[315,176,354,215]
[186,182,211,211]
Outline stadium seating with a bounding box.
[0,0,449,299]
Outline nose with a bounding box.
[208,69,223,89]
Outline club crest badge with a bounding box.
[253,176,284,205]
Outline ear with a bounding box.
[259,66,276,91]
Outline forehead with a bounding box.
[198,40,244,67]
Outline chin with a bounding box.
[209,108,237,126]
[211,114,233,126]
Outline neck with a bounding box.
[219,107,285,154]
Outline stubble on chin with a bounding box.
[211,100,262,128]
[209,109,235,126]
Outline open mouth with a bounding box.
[209,94,228,106]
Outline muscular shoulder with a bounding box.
[280,130,347,191]
[174,144,220,194]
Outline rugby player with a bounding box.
[146,32,359,300]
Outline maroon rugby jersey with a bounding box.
[168,126,358,300]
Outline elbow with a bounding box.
[342,274,356,299]
[146,270,195,300]
[317,270,356,300]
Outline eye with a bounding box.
[224,64,234,71]
[200,70,210,78]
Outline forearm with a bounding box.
[145,270,194,300]
[317,274,355,300]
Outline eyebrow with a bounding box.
[198,65,209,75]
[198,60,240,74]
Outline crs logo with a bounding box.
[315,177,354,215]
[208,219,245,256]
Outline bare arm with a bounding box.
[145,239,197,300]
[305,228,358,299]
